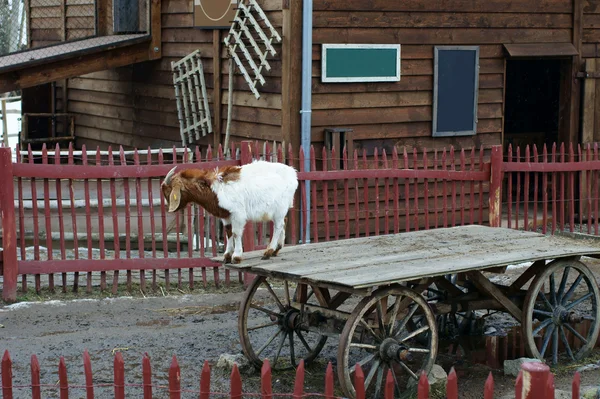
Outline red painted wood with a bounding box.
[520,362,550,398]
[375,148,381,235]
[96,149,106,291]
[403,148,410,232]
[446,367,458,399]
[114,352,125,399]
[384,369,394,399]
[27,145,41,292]
[551,144,558,234]
[413,148,419,231]
[354,150,360,237]
[83,350,94,399]
[586,144,592,234]
[354,364,365,399]
[417,370,429,399]
[311,146,319,242]
[300,148,308,242]
[343,146,350,239]
[442,149,448,228]
[59,356,69,399]
[142,353,152,398]
[594,143,599,235]
[478,146,484,224]
[469,148,475,225]
[434,149,439,229]
[200,360,210,399]
[241,141,255,253]
[81,147,92,293]
[559,143,566,232]
[423,149,430,229]
[489,146,503,228]
[11,160,239,179]
[542,145,549,234]
[325,362,334,399]
[524,145,530,230]
[66,144,79,291]
[484,372,494,399]
[293,360,304,398]
[42,145,55,291]
[578,145,584,233]
[133,150,146,290]
[16,148,26,293]
[289,143,298,245]
[546,371,555,399]
[148,148,157,262]
[230,364,242,399]
[31,354,41,399]
[0,148,18,302]
[569,144,576,232]
[572,371,580,399]
[507,145,513,229]
[174,146,182,265]
[1,351,12,399]
[331,147,340,241]
[54,145,67,294]
[383,149,390,233]
[322,147,330,241]
[392,147,400,234]
[169,355,181,399]
[158,149,170,289]
[450,147,458,227]
[516,147,522,230]
[261,359,273,399]
[109,147,121,295]
[532,145,539,232]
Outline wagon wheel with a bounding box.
[522,258,600,365]
[338,285,438,399]
[238,276,328,371]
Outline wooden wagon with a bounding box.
[223,225,600,398]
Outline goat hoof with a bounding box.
[273,245,283,256]
[262,249,275,260]
[223,254,232,264]
[232,256,243,264]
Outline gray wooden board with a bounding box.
[222,225,600,290]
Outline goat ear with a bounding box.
[168,186,182,212]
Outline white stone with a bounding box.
[503,357,542,377]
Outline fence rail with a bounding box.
[1,141,600,302]
[0,349,581,399]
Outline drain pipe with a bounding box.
[300,0,312,244]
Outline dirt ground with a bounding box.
[2,258,600,398]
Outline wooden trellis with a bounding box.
[171,50,212,146]
[224,0,282,99]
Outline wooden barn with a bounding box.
[2,0,600,156]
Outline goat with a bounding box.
[161,160,298,264]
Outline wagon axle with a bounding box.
[380,338,414,363]
[554,306,585,325]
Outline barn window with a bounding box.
[432,46,480,137]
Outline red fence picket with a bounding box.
[2,141,600,302]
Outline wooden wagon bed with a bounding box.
[225,226,600,398]
[224,225,600,291]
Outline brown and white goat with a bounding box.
[161,160,298,263]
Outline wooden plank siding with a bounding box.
[68,0,286,150]
[310,1,574,155]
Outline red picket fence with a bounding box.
[0,349,581,399]
[0,141,494,302]
[2,141,600,302]
[502,142,600,235]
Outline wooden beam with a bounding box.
[213,29,222,151]
[467,271,522,322]
[147,0,161,60]
[0,42,153,93]
[570,0,584,145]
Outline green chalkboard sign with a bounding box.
[321,44,401,83]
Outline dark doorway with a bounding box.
[503,59,561,152]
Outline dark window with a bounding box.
[433,46,480,137]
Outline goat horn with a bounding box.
[164,166,177,184]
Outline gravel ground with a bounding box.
[2,239,600,398]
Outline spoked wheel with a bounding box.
[238,276,328,371]
[338,285,438,399]
[522,258,600,365]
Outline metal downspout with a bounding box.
[300,0,312,243]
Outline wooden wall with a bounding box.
[310,0,575,155]
[69,0,287,151]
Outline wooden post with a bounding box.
[0,147,17,302]
[520,362,551,398]
[489,145,503,228]
[240,141,255,286]
[213,30,222,152]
